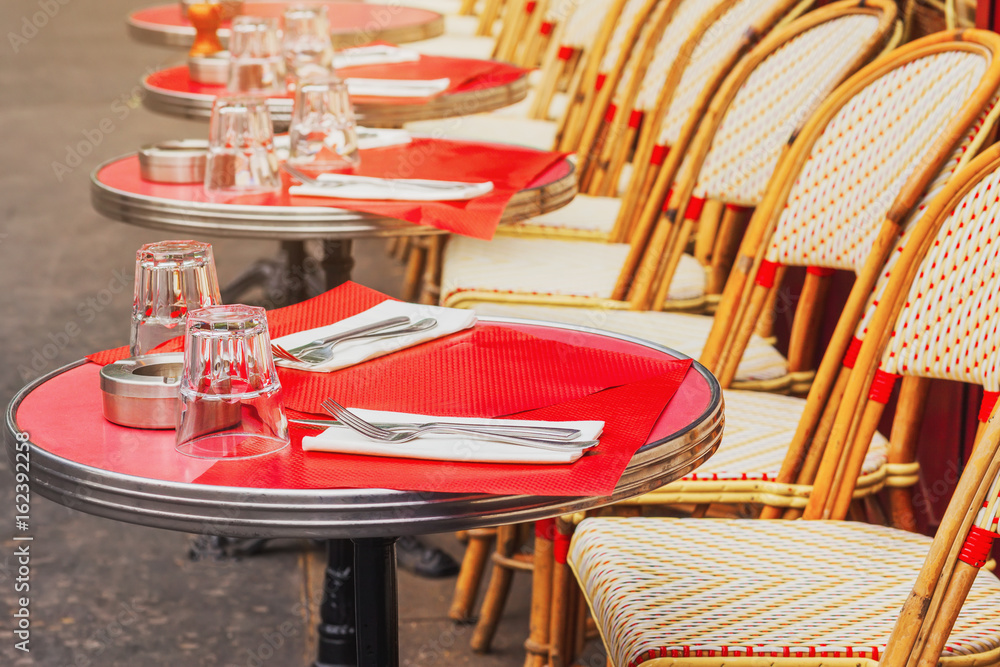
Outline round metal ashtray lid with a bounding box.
[138,140,209,183]
[188,51,230,85]
[100,353,184,399]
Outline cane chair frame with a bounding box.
[568,399,1000,666]
[699,30,1000,399]
[615,0,897,308]
[558,0,670,156]
[800,144,1000,525]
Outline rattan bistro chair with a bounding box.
[441,1,899,392]
[568,143,1000,667]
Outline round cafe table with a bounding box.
[128,2,445,48]
[90,149,577,300]
[6,317,723,667]
[142,64,530,129]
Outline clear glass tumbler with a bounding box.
[227,15,286,94]
[282,4,335,79]
[130,240,222,357]
[175,305,290,459]
[204,95,282,195]
[288,75,361,172]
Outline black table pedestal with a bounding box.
[315,538,400,667]
[316,539,359,667]
[353,538,399,667]
[221,240,356,308]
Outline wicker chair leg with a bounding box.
[449,528,497,622]
[548,517,575,667]
[401,239,427,303]
[459,0,477,15]
[523,520,555,667]
[470,524,520,652]
[418,235,446,305]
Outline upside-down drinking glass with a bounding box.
[282,4,335,79]
[204,95,281,195]
[288,75,360,171]
[175,305,290,459]
[227,15,286,94]
[130,240,222,357]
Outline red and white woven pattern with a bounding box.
[561,0,618,48]
[764,50,989,269]
[441,235,707,303]
[679,389,887,482]
[655,0,792,148]
[694,14,882,207]
[879,166,1000,390]
[598,0,656,74]
[633,0,729,113]
[570,519,1000,667]
[852,99,995,343]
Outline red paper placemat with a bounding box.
[191,368,691,496]
[283,139,568,239]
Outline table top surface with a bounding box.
[7,317,722,539]
[142,61,530,127]
[129,2,445,48]
[90,149,578,240]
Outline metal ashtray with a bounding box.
[138,140,209,184]
[100,354,183,429]
[188,51,230,85]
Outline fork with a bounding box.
[271,317,437,366]
[320,399,597,452]
[282,163,486,192]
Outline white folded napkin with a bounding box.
[272,301,477,372]
[289,173,494,201]
[356,127,412,149]
[333,45,421,69]
[345,77,451,98]
[302,408,603,464]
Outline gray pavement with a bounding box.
[0,1,602,664]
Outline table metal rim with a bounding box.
[6,317,721,536]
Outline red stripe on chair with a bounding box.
[540,21,553,36]
[628,109,643,129]
[959,525,1000,567]
[525,1,537,12]
[553,528,571,564]
[650,144,668,166]
[685,196,705,221]
[595,73,606,91]
[557,45,574,60]
[535,518,555,540]
[843,336,863,369]
[979,390,999,422]
[725,203,752,214]
[661,188,674,213]
[755,259,780,288]
[869,369,900,404]
[604,103,618,123]
[806,266,836,277]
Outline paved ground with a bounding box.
[0,1,603,664]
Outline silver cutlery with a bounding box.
[318,399,598,452]
[283,163,491,193]
[272,317,437,365]
[290,417,583,440]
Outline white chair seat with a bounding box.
[407,34,495,59]
[683,389,888,482]
[405,115,558,150]
[500,194,620,235]
[468,303,788,384]
[441,236,706,304]
[570,519,1000,667]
